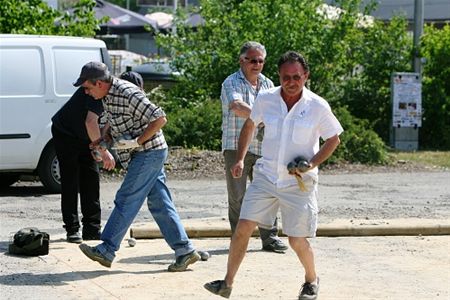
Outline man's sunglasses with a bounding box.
[245,57,265,65]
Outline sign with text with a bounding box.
[391,72,422,128]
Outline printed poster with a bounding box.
[392,73,422,127]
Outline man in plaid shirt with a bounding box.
[221,41,287,253]
[74,62,200,271]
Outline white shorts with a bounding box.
[240,169,318,237]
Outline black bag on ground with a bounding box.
[8,227,49,256]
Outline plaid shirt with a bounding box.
[221,69,274,155]
[100,78,167,168]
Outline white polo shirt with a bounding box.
[250,86,344,188]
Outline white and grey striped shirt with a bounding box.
[100,78,167,168]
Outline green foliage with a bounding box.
[148,86,222,150]
[331,106,389,164]
[0,0,104,37]
[335,16,411,142]
[157,0,411,103]
[419,24,450,150]
[154,0,413,160]
[164,99,222,150]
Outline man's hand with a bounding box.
[287,156,312,176]
[99,149,115,170]
[112,137,140,150]
[231,160,244,178]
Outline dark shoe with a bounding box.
[298,277,320,300]
[168,250,200,272]
[82,231,101,240]
[204,280,232,298]
[262,239,288,253]
[79,243,112,268]
[66,232,83,244]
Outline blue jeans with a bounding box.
[96,148,194,261]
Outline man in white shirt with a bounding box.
[204,51,343,300]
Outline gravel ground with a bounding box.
[0,150,449,300]
[160,148,448,180]
[1,149,449,237]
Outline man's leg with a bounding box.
[79,146,101,239]
[245,153,286,251]
[224,150,247,234]
[289,236,320,299]
[224,219,258,286]
[288,237,317,283]
[147,169,194,257]
[204,219,256,297]
[205,171,280,297]
[91,149,162,261]
[52,128,81,238]
[225,151,279,237]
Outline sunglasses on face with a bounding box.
[245,57,265,65]
[281,73,306,82]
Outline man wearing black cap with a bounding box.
[51,65,116,243]
[76,62,200,272]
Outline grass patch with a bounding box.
[390,151,450,168]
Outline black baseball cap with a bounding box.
[73,61,110,87]
[120,71,144,89]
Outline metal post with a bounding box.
[413,0,424,74]
[124,0,130,51]
[172,0,177,35]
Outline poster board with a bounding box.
[391,72,422,128]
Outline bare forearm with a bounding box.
[230,100,252,118]
[236,119,256,161]
[310,135,340,168]
[231,119,256,178]
[136,116,167,145]
[85,111,101,142]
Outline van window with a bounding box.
[53,48,102,96]
[0,47,45,96]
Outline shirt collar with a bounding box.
[108,77,119,95]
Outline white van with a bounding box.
[0,34,111,192]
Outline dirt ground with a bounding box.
[0,167,449,299]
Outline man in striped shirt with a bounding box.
[75,62,200,272]
[221,41,287,253]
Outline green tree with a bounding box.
[157,1,410,134]
[0,0,104,37]
[157,0,410,101]
[420,24,450,149]
[154,0,414,162]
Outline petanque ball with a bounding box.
[198,250,210,261]
[128,238,137,247]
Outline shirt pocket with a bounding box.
[292,120,314,145]
[263,115,278,139]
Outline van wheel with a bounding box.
[38,144,61,193]
[0,174,20,188]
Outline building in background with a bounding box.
[326,0,449,29]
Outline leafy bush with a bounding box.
[154,0,446,155]
[148,85,222,150]
[419,24,450,150]
[334,17,411,142]
[163,99,222,150]
[151,80,388,163]
[330,106,389,164]
[155,0,413,156]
